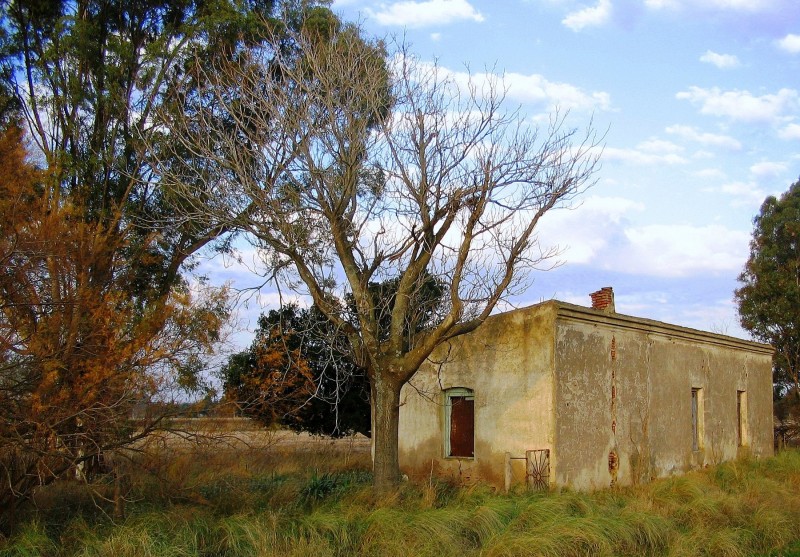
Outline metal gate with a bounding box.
[526,449,550,490]
[504,449,551,492]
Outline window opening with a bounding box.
[445,388,474,458]
[691,388,704,451]
[737,390,748,446]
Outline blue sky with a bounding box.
[207,0,800,343]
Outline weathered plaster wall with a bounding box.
[553,308,773,491]
[399,301,773,492]
[398,303,558,488]
[647,335,773,472]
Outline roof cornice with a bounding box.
[551,301,772,355]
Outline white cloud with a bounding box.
[699,50,740,69]
[255,292,312,309]
[675,298,749,338]
[637,138,683,154]
[644,0,680,8]
[776,33,800,53]
[543,203,750,277]
[694,168,727,179]
[603,139,687,165]
[711,180,767,206]
[779,123,800,140]
[704,0,777,10]
[749,160,787,178]
[603,148,687,165]
[430,63,612,112]
[501,71,612,111]
[537,195,645,264]
[535,197,749,278]
[646,0,782,12]
[665,124,742,149]
[368,0,484,28]
[617,224,749,277]
[562,0,612,31]
[430,32,442,40]
[676,86,799,124]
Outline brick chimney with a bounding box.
[590,287,615,313]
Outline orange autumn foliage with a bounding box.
[0,125,230,523]
[230,328,317,426]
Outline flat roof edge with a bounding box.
[550,302,773,355]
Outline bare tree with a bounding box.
[152,27,601,489]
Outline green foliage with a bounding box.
[222,303,371,436]
[346,273,447,347]
[0,521,57,557]
[736,179,800,392]
[300,470,373,505]
[222,275,446,437]
[0,0,339,528]
[0,0,338,298]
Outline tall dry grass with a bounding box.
[4,442,800,557]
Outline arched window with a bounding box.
[444,388,474,458]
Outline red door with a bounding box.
[449,397,474,457]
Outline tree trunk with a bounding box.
[371,373,403,490]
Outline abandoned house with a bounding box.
[398,288,774,491]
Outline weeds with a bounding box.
[4,447,800,557]
[300,470,373,507]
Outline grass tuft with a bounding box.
[0,521,57,557]
[6,440,800,557]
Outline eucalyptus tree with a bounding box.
[0,0,336,296]
[736,179,800,395]
[153,29,602,488]
[0,0,333,523]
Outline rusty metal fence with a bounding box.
[504,449,550,492]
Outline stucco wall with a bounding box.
[398,301,773,491]
[553,307,774,491]
[398,303,558,487]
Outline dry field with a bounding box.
[6,426,800,557]
[140,417,371,453]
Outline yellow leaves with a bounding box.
[0,124,39,206]
[231,328,317,425]
[247,340,316,399]
[1,125,232,482]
